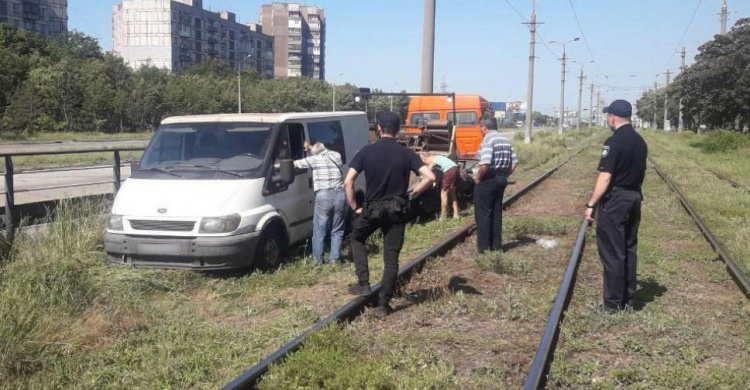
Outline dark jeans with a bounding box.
[351,206,406,307]
[474,176,508,253]
[596,189,642,307]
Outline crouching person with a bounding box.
[294,141,346,265]
[344,112,436,318]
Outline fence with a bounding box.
[1,147,144,240]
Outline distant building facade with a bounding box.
[260,3,325,79]
[113,0,274,77]
[0,0,68,38]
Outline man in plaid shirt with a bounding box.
[473,117,519,253]
[294,141,346,265]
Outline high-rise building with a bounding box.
[0,0,68,38]
[113,0,274,77]
[261,3,325,79]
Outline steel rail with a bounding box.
[222,150,581,390]
[524,219,589,390]
[651,159,750,298]
[707,169,750,194]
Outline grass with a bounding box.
[0,131,152,143]
[645,131,750,274]
[547,144,750,388]
[0,131,598,388]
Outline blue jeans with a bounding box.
[312,188,347,264]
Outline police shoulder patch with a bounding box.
[601,145,610,158]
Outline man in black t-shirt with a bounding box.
[585,99,648,314]
[344,111,436,318]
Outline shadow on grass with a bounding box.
[393,275,481,313]
[502,236,537,252]
[633,276,667,310]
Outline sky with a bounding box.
[69,0,750,115]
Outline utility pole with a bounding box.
[720,0,728,35]
[551,38,579,134]
[596,88,601,127]
[421,0,436,93]
[663,69,671,131]
[589,82,594,128]
[653,81,658,129]
[576,67,585,132]
[678,47,686,132]
[523,0,541,144]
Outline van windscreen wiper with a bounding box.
[140,167,182,177]
[177,164,244,178]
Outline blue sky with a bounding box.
[70,0,749,115]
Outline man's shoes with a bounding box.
[596,303,621,315]
[347,283,372,296]
[372,304,393,318]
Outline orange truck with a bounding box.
[400,95,493,160]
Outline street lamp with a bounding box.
[389,82,399,111]
[332,72,343,112]
[238,53,255,114]
[549,37,580,134]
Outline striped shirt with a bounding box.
[478,131,518,173]
[294,149,344,192]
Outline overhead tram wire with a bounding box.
[567,0,607,81]
[504,0,560,59]
[663,0,704,72]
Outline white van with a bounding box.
[105,112,369,270]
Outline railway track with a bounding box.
[707,168,750,195]
[222,150,583,389]
[225,147,749,389]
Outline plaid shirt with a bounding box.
[294,149,344,192]
[478,131,518,173]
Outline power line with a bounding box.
[663,0,704,71]
[504,0,560,59]
[567,0,606,80]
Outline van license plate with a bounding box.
[137,243,182,255]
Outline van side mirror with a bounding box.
[279,159,294,185]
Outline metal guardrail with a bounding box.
[1,147,144,240]
[222,150,580,390]
[651,159,750,297]
[524,219,589,390]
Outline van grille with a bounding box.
[129,220,195,232]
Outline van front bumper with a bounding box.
[104,231,261,270]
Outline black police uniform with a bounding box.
[349,137,424,307]
[596,123,648,309]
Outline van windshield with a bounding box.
[136,122,273,179]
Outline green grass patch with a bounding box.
[689,130,750,153]
[474,251,531,277]
[504,215,579,239]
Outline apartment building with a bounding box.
[261,3,325,79]
[0,0,67,38]
[113,0,274,77]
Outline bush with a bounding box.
[691,131,750,153]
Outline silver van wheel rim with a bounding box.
[264,239,279,265]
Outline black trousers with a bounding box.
[474,176,508,253]
[351,207,406,307]
[596,189,642,307]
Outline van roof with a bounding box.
[161,112,365,125]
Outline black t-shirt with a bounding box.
[350,138,424,202]
[598,124,648,191]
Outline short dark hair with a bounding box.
[377,111,401,136]
[480,116,497,130]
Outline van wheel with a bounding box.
[255,223,287,270]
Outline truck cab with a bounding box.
[105,112,368,270]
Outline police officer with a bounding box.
[474,117,518,253]
[344,111,436,318]
[585,99,648,313]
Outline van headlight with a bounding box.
[200,214,242,233]
[107,214,124,231]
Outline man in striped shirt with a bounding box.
[294,141,346,265]
[473,117,519,253]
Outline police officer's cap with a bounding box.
[602,99,632,118]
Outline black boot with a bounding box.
[347,283,371,296]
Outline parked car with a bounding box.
[105,112,369,270]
